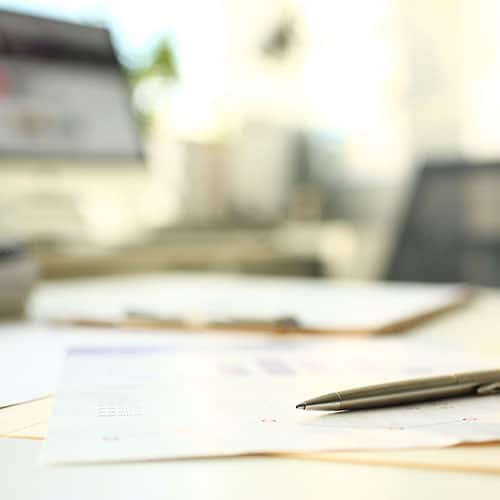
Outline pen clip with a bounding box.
[476,381,500,396]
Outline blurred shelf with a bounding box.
[31,227,325,279]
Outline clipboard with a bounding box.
[51,282,473,335]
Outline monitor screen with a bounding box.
[385,160,500,286]
[0,10,142,161]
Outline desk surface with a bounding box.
[3,439,500,500]
[3,274,500,499]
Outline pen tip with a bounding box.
[296,404,306,410]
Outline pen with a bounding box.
[296,369,500,412]
[126,311,302,330]
[52,314,302,333]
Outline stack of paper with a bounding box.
[42,335,500,465]
[0,397,52,439]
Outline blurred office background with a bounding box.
[1,0,500,288]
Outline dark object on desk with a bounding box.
[386,160,500,286]
[296,369,500,412]
[0,243,38,316]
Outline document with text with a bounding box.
[43,336,500,464]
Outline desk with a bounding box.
[3,274,500,499]
[3,439,500,500]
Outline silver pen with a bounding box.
[296,369,500,412]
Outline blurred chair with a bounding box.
[385,160,500,286]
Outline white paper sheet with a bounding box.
[0,321,249,408]
[43,336,500,464]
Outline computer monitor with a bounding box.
[0,8,142,161]
[385,160,500,286]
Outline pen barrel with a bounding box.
[334,382,479,411]
[338,370,500,401]
[338,374,458,401]
[455,370,500,384]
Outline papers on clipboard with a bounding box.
[31,273,471,334]
[42,335,500,465]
